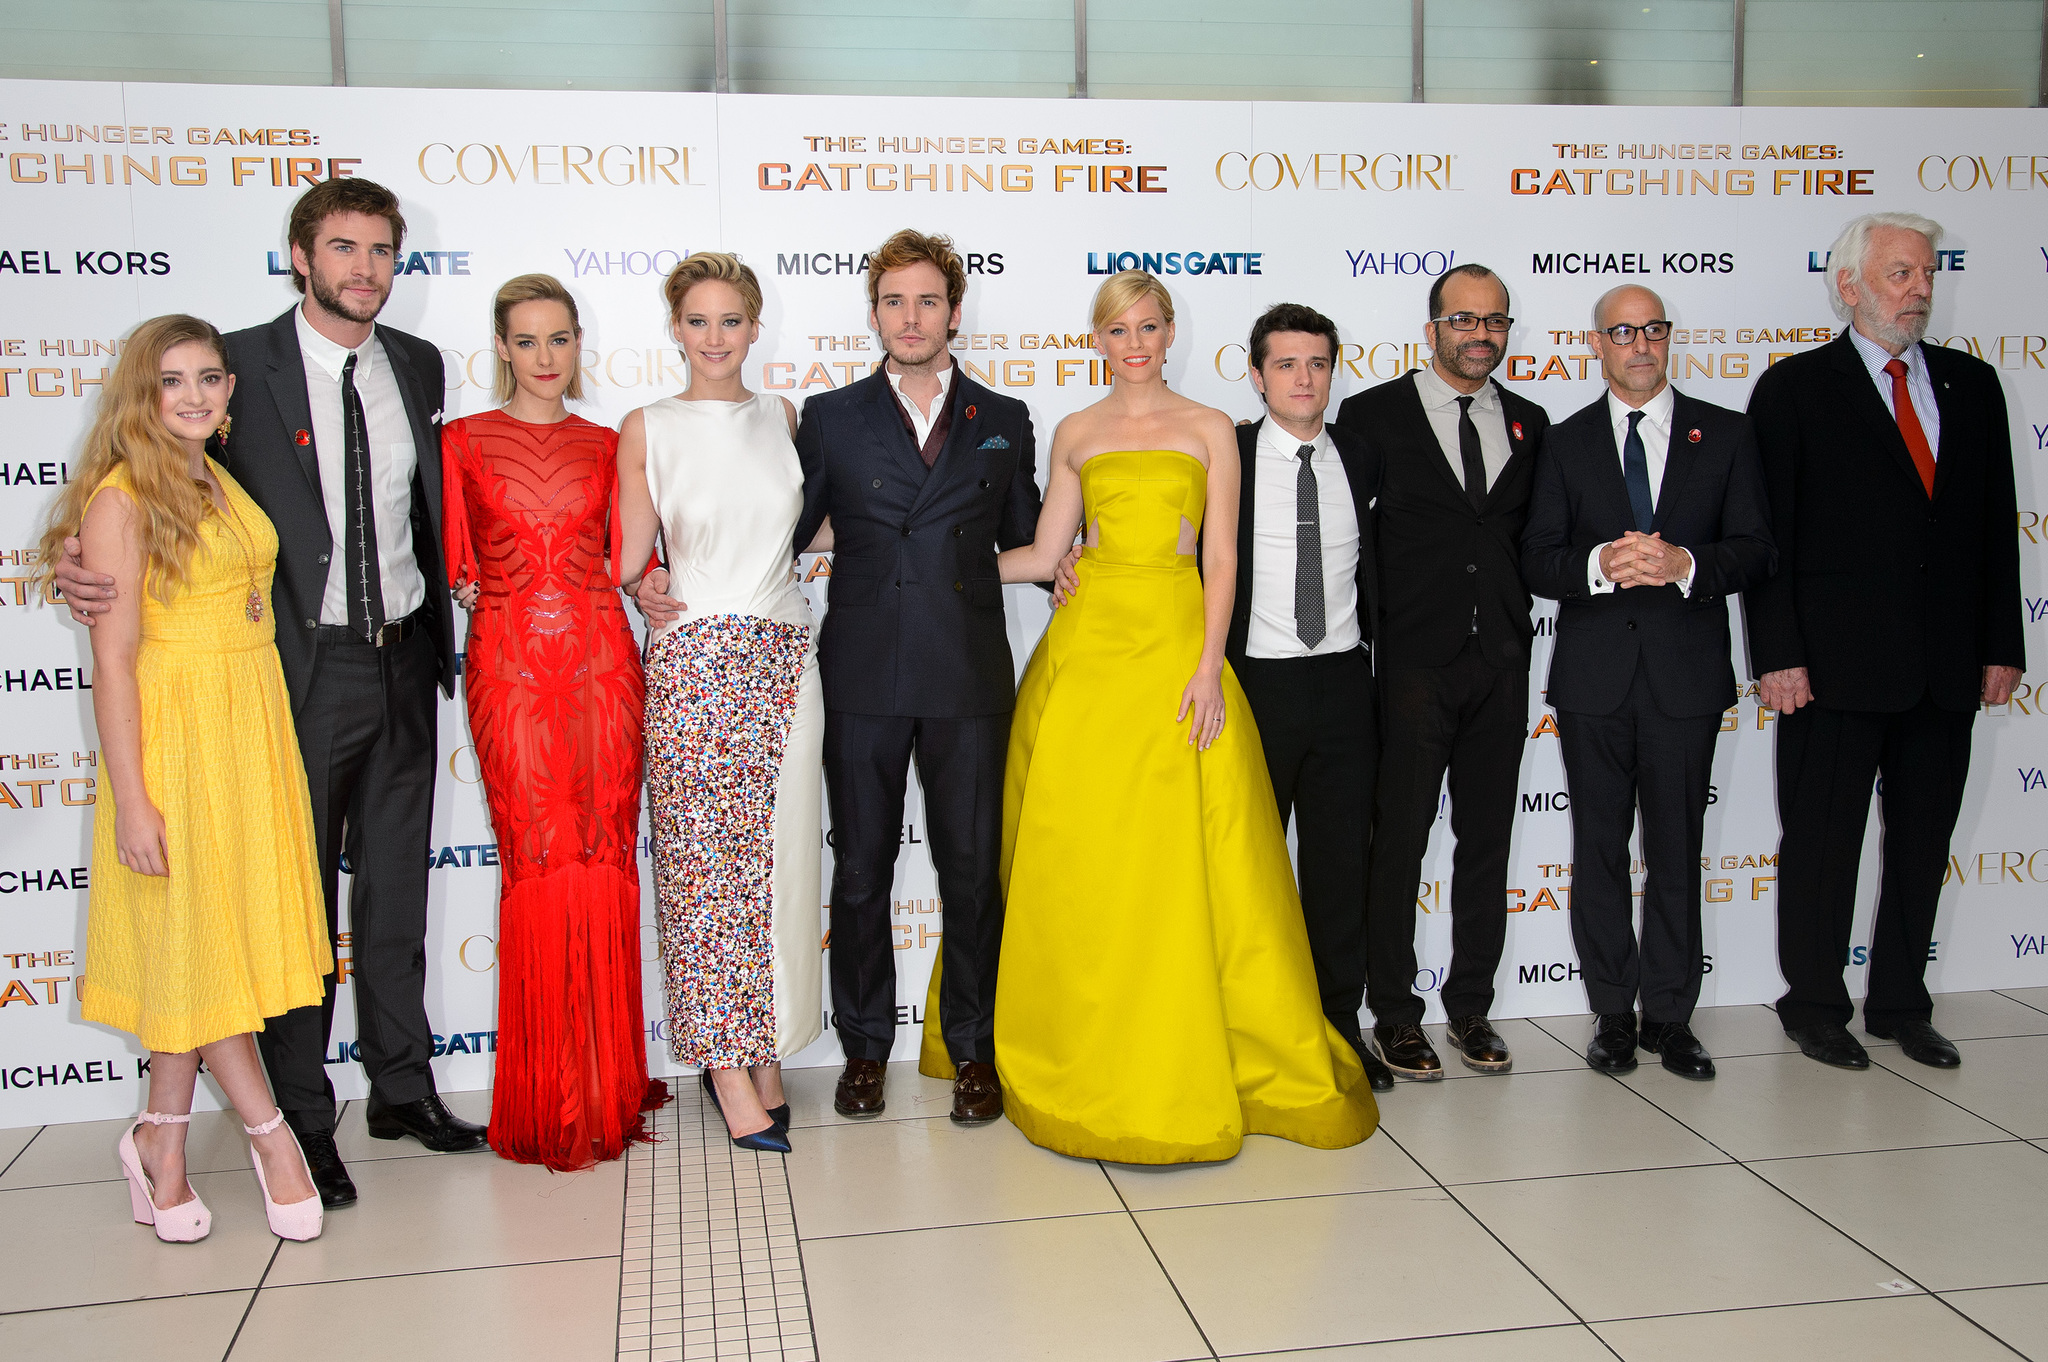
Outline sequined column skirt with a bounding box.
[645,615,825,1069]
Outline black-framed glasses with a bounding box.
[1431,312,1514,333]
[1595,320,1673,344]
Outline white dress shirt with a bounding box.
[1847,324,1942,453]
[1413,363,1512,494]
[295,307,425,625]
[1246,419,1362,659]
[1588,385,1694,597]
[886,360,954,449]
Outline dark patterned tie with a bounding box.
[1455,395,1488,513]
[341,352,386,641]
[1294,443,1325,649]
[1622,409,1655,532]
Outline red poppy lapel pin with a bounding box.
[293,429,311,446]
[965,404,977,420]
[1687,428,1702,443]
[1511,421,1524,442]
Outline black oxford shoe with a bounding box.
[1444,1016,1513,1073]
[1785,1022,1870,1070]
[1585,1013,1639,1073]
[1864,1018,1961,1069]
[297,1129,357,1208]
[1345,1035,1396,1093]
[1640,1020,1715,1080]
[1373,1023,1443,1080]
[364,1093,490,1152]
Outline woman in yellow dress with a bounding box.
[39,315,331,1241]
[983,272,1378,1163]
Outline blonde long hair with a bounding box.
[37,314,225,604]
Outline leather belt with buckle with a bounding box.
[318,608,425,648]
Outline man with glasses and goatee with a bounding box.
[1334,263,1549,1082]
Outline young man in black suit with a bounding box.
[1522,284,1776,1080]
[1226,303,1392,1093]
[58,179,484,1207]
[790,231,1043,1125]
[1745,212,2025,1072]
[1333,263,1550,1080]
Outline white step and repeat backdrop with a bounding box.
[0,81,2040,1124]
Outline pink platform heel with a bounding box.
[245,1110,323,1241]
[116,1111,211,1243]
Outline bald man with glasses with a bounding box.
[1334,263,1549,1081]
[1522,285,1774,1079]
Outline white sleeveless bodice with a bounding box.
[640,392,809,641]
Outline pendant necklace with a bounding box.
[202,476,266,623]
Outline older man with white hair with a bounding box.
[1743,212,2025,1072]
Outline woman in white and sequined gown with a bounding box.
[617,252,826,1149]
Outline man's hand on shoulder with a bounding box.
[53,535,115,626]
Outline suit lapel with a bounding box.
[1483,384,1534,510]
[1650,391,1701,532]
[1236,418,1259,584]
[1577,401,1640,533]
[377,329,443,531]
[1824,335,1925,497]
[264,312,324,505]
[908,373,978,520]
[1922,342,1964,502]
[1398,372,1473,504]
[856,374,932,485]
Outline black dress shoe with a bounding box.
[1585,1013,1639,1073]
[296,1129,357,1208]
[1640,1020,1715,1080]
[1864,1018,1961,1069]
[364,1093,490,1152]
[1785,1022,1871,1070]
[1444,1016,1513,1073]
[833,1058,886,1117]
[1344,1035,1396,1093]
[1372,1023,1443,1080]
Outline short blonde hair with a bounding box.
[491,273,585,405]
[1091,270,1175,335]
[662,251,763,326]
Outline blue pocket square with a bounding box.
[977,436,1010,450]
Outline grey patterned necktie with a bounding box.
[341,352,386,642]
[1294,443,1325,649]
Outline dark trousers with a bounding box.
[1556,667,1720,1023]
[1232,647,1377,1034]
[259,624,441,1137]
[1774,691,1974,1032]
[1365,635,1528,1026]
[823,709,1008,1065]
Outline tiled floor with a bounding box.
[5,991,2048,1360]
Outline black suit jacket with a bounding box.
[1741,334,2024,713]
[1224,417,1379,664]
[794,368,1040,718]
[219,309,456,708]
[1521,389,1776,718]
[1334,371,1550,673]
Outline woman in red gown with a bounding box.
[443,273,666,1170]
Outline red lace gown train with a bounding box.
[443,410,669,1171]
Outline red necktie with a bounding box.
[1883,358,1937,498]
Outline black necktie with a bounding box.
[1622,410,1655,533]
[1455,395,1488,513]
[341,352,386,641]
[1294,443,1325,649]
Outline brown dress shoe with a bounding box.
[833,1058,886,1117]
[1373,1023,1443,1080]
[950,1061,1003,1125]
[1444,1015,1513,1073]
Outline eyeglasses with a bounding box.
[1595,320,1673,344]
[1431,312,1514,333]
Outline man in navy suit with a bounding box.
[788,231,1043,1125]
[1522,284,1775,1080]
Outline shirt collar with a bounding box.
[1257,416,1329,458]
[1607,382,1675,434]
[1847,323,1922,384]
[294,304,374,383]
[886,360,953,404]
[1414,362,1498,414]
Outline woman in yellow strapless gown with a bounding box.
[964,272,1377,1164]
